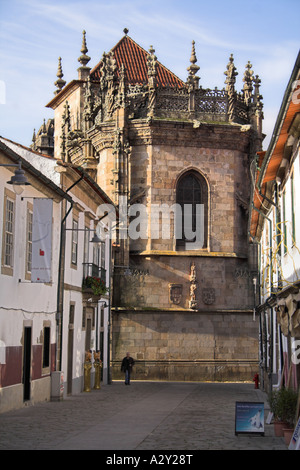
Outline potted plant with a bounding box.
[268,387,298,439]
[268,389,285,436]
[279,388,298,445]
[82,276,108,296]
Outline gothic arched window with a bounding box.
[176,171,208,250]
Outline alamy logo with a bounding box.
[96,196,205,248]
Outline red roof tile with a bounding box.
[90,35,184,88]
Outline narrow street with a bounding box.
[0,381,287,451]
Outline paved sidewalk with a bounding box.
[0,381,287,450]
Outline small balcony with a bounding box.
[82,263,108,299]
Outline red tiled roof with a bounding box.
[90,35,184,88]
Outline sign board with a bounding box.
[289,417,300,450]
[32,198,53,283]
[235,402,264,436]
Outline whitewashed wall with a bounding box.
[0,163,61,412]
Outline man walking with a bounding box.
[121,352,135,385]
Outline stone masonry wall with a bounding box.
[99,120,258,382]
[112,310,259,382]
[119,254,253,310]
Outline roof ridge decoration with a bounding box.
[224,54,238,122]
[78,30,91,67]
[47,30,264,143]
[90,33,184,88]
[252,75,263,111]
[243,61,254,107]
[30,118,54,156]
[147,45,157,117]
[82,33,262,127]
[60,101,71,161]
[78,30,91,79]
[54,57,66,95]
[187,40,200,87]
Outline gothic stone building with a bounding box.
[45,30,263,381]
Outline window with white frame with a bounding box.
[83,226,90,278]
[93,243,100,267]
[290,170,296,244]
[26,208,33,273]
[2,188,16,274]
[282,189,287,255]
[71,219,78,265]
[83,227,90,264]
[5,198,14,266]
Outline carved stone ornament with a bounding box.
[189,262,198,309]
[190,262,196,282]
[202,288,215,305]
[169,284,183,305]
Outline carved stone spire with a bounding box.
[187,40,200,89]
[54,57,66,95]
[251,74,264,144]
[118,64,127,109]
[224,54,238,90]
[83,76,94,130]
[31,128,36,150]
[189,262,197,309]
[147,46,157,88]
[60,101,71,161]
[253,75,263,108]
[78,30,91,79]
[147,45,157,117]
[106,50,117,77]
[243,61,253,106]
[42,118,47,134]
[186,41,200,114]
[224,54,238,122]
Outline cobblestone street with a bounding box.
[0,381,288,451]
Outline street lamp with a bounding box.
[65,227,103,244]
[90,232,102,244]
[1,161,30,195]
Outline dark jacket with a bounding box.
[121,356,135,371]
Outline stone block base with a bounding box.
[113,359,258,382]
[112,309,259,383]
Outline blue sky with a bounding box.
[0,0,299,150]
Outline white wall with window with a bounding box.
[259,146,300,304]
[0,148,63,413]
[0,137,113,406]
[257,146,300,393]
[280,154,300,285]
[62,196,111,393]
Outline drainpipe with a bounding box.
[269,304,274,394]
[56,174,84,372]
[252,206,273,284]
[107,235,112,384]
[252,206,273,390]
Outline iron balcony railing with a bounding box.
[82,263,106,283]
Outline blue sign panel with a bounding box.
[235,402,264,436]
